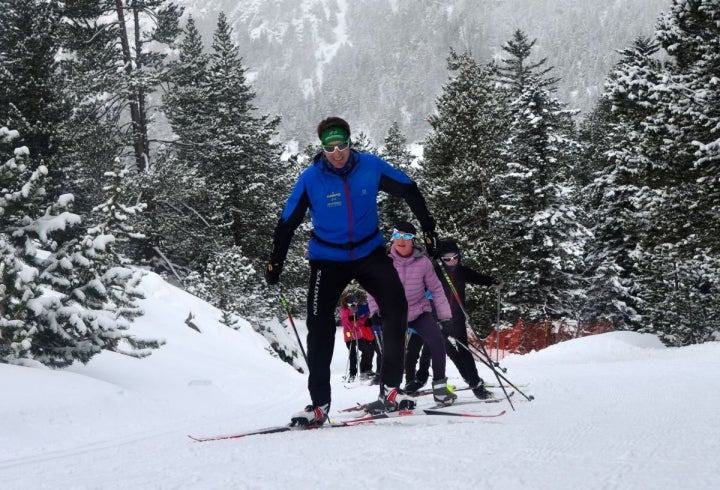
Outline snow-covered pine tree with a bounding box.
[580,38,663,329]
[0,0,70,203]
[626,0,720,345]
[161,13,299,338]
[377,122,416,233]
[422,50,507,242]
[147,15,224,276]
[85,166,161,359]
[492,30,589,322]
[1,127,46,363]
[349,131,377,154]
[1,128,158,367]
[163,15,211,153]
[203,12,282,262]
[89,165,147,265]
[1,130,97,367]
[420,49,509,328]
[129,147,217,279]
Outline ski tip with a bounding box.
[188,434,211,442]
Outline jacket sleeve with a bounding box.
[366,293,379,317]
[462,265,496,287]
[376,159,436,232]
[424,258,452,320]
[355,303,370,317]
[269,175,310,263]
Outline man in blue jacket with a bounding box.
[265,116,439,426]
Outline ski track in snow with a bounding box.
[3,350,718,490]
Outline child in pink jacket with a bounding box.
[368,221,456,405]
[339,292,376,381]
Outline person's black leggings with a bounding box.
[305,247,408,406]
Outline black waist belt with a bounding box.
[311,228,380,250]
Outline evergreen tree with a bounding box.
[130,147,215,279]
[202,13,282,261]
[421,49,510,329]
[651,0,720,255]
[583,1,720,345]
[0,0,65,160]
[377,122,415,233]
[185,245,273,325]
[139,13,284,282]
[492,31,588,322]
[629,0,720,344]
[1,128,159,367]
[147,16,221,275]
[60,0,183,172]
[581,38,662,329]
[89,165,147,265]
[163,15,211,152]
[157,13,294,335]
[1,127,45,362]
[0,0,71,204]
[349,131,377,154]
[497,30,560,93]
[423,50,507,242]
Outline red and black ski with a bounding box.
[188,407,506,442]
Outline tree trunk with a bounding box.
[114,0,148,171]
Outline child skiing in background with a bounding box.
[433,239,502,399]
[339,291,375,382]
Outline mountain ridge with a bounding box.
[178,0,670,145]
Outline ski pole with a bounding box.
[352,314,361,381]
[279,288,309,370]
[435,260,515,409]
[462,331,534,402]
[372,320,385,396]
[496,287,501,365]
[345,346,351,381]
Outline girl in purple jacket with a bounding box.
[368,221,457,405]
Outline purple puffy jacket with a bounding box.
[368,246,452,322]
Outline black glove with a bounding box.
[491,277,504,289]
[264,261,283,285]
[423,230,438,258]
[438,319,453,335]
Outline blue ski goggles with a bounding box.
[391,229,415,241]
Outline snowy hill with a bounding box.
[1,272,718,489]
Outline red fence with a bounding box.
[471,319,613,360]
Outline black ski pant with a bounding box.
[345,338,374,376]
[406,312,446,381]
[444,321,482,387]
[405,333,431,384]
[306,247,408,407]
[409,322,482,387]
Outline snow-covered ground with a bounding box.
[1,272,718,490]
